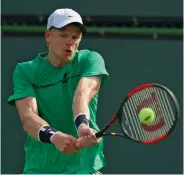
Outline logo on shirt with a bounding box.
[64,72,72,78]
[32,72,81,89]
[62,72,80,83]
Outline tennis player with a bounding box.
[8,8,109,174]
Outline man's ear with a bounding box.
[45,30,51,45]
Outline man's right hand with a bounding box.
[50,132,82,155]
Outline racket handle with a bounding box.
[75,135,97,148]
[95,132,103,138]
[75,133,102,148]
[75,138,82,148]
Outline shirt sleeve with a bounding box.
[8,64,36,106]
[80,51,109,88]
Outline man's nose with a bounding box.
[66,38,74,46]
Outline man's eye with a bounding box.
[60,34,67,37]
[73,36,80,39]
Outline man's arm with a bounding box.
[72,76,101,118]
[16,96,81,153]
[73,76,102,148]
[15,97,49,140]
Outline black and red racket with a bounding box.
[89,83,179,144]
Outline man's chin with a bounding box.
[63,53,74,60]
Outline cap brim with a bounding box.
[73,22,86,33]
[53,21,86,33]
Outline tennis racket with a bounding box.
[80,83,180,144]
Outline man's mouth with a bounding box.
[65,49,72,53]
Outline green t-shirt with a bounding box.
[8,49,109,174]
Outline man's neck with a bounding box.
[46,53,69,68]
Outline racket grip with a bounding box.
[75,132,103,148]
[95,132,103,138]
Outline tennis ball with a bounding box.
[138,108,155,124]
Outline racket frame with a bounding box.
[96,83,180,144]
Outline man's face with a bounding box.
[45,23,82,60]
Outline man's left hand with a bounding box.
[76,124,101,148]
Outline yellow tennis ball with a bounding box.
[138,108,155,124]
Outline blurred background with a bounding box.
[2,0,183,174]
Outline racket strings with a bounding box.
[160,90,175,123]
[137,89,156,140]
[123,107,138,138]
[143,88,164,139]
[122,87,176,141]
[130,89,157,141]
[153,88,174,128]
[144,88,170,139]
[132,90,155,141]
[143,87,175,136]
[125,98,148,140]
[124,96,152,141]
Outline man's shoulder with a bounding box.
[17,59,37,67]
[13,54,41,80]
[15,53,42,71]
[15,59,37,74]
[77,49,103,62]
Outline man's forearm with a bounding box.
[72,92,90,118]
[21,111,49,140]
[72,77,101,119]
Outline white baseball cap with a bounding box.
[47,8,86,33]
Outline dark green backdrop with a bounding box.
[2,0,182,16]
[2,37,183,174]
